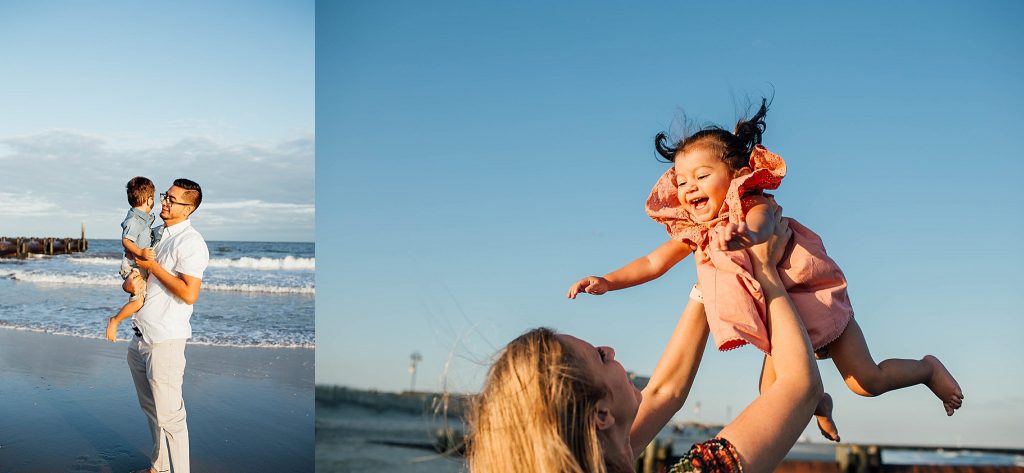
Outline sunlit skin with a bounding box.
[675,147,962,422]
[558,335,643,423]
[673,146,775,251]
[568,144,964,443]
[560,216,831,472]
[125,186,203,305]
[556,335,643,466]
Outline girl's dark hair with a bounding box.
[655,97,770,170]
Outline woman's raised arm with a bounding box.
[716,216,823,473]
[629,297,710,456]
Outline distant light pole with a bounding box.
[409,352,422,392]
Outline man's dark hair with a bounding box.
[126,176,155,207]
[173,178,202,211]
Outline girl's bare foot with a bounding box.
[923,355,963,416]
[814,392,840,442]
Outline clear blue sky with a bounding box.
[0,0,314,241]
[317,1,1024,447]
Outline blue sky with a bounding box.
[317,1,1024,447]
[0,0,314,241]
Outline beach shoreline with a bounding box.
[0,327,313,473]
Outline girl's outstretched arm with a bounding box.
[717,199,776,252]
[629,296,709,456]
[567,239,692,298]
[716,216,823,473]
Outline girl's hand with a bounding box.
[747,209,791,270]
[567,276,610,299]
[716,222,758,252]
[141,248,157,261]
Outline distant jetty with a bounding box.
[0,224,88,258]
[319,386,1024,472]
[315,385,469,418]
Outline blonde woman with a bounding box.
[467,214,822,473]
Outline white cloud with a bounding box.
[0,192,61,216]
[1,130,109,161]
[0,130,314,241]
[203,200,315,214]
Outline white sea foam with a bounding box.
[4,270,121,286]
[68,256,121,266]
[0,324,314,348]
[207,256,315,270]
[69,255,315,271]
[4,270,314,294]
[203,282,316,294]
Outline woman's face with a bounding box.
[557,334,642,428]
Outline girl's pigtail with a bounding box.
[733,98,769,155]
[655,132,678,163]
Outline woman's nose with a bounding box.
[601,346,615,360]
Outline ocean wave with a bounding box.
[3,270,315,294]
[0,324,314,349]
[68,256,122,266]
[208,256,315,270]
[203,282,316,294]
[4,270,121,286]
[69,255,315,271]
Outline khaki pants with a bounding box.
[128,337,189,473]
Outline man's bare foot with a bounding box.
[814,392,840,442]
[923,355,963,416]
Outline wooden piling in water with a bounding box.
[0,224,89,258]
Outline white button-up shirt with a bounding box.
[134,219,209,343]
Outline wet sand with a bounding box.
[0,328,313,472]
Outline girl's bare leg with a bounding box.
[761,355,840,441]
[829,319,963,415]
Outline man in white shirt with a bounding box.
[126,178,209,473]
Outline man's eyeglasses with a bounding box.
[160,193,192,208]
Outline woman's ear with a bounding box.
[594,398,616,431]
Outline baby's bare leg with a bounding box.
[761,354,840,441]
[113,297,144,323]
[107,297,144,342]
[830,319,963,416]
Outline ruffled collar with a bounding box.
[645,145,787,248]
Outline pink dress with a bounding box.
[646,145,853,355]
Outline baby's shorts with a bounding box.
[119,260,148,301]
[689,284,704,303]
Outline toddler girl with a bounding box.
[567,99,963,441]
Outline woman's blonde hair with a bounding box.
[466,327,632,473]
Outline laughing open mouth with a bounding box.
[689,197,709,210]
